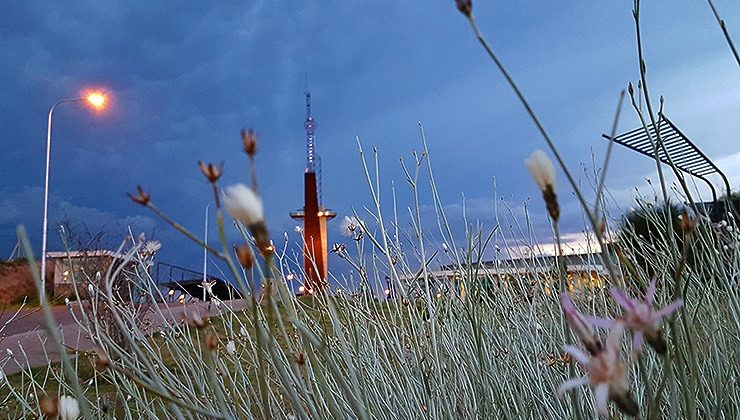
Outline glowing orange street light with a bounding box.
[41,90,110,291]
[85,91,107,110]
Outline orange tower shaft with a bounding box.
[302,171,329,291]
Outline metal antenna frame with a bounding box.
[601,113,732,206]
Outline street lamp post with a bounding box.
[40,92,107,292]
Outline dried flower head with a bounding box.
[128,185,151,206]
[558,325,638,417]
[680,209,698,233]
[294,352,306,365]
[525,150,559,222]
[251,223,272,257]
[340,215,362,237]
[331,242,347,254]
[205,334,218,351]
[235,243,254,269]
[40,394,58,419]
[525,150,556,193]
[142,240,162,256]
[222,183,264,227]
[198,161,225,183]
[455,0,472,17]
[94,346,111,370]
[241,128,258,156]
[58,395,80,420]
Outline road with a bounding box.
[0,299,247,376]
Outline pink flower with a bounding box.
[561,292,601,354]
[610,280,683,354]
[558,324,638,417]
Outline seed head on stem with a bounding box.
[241,128,257,156]
[222,183,271,256]
[525,149,559,222]
[127,185,151,206]
[198,161,225,184]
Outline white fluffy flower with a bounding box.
[340,216,361,236]
[524,149,556,192]
[226,340,236,355]
[222,184,264,226]
[59,395,80,420]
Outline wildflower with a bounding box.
[87,283,94,295]
[241,128,258,156]
[198,161,224,183]
[223,184,264,226]
[561,293,601,354]
[340,216,362,237]
[609,280,683,354]
[226,340,236,355]
[58,395,80,420]
[127,185,151,206]
[524,150,559,222]
[559,325,638,417]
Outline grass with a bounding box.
[2,2,740,419]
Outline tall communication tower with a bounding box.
[290,89,336,293]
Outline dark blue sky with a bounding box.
[1,2,739,283]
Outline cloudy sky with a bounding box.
[1,2,739,286]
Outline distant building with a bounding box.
[398,252,612,299]
[45,250,133,298]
